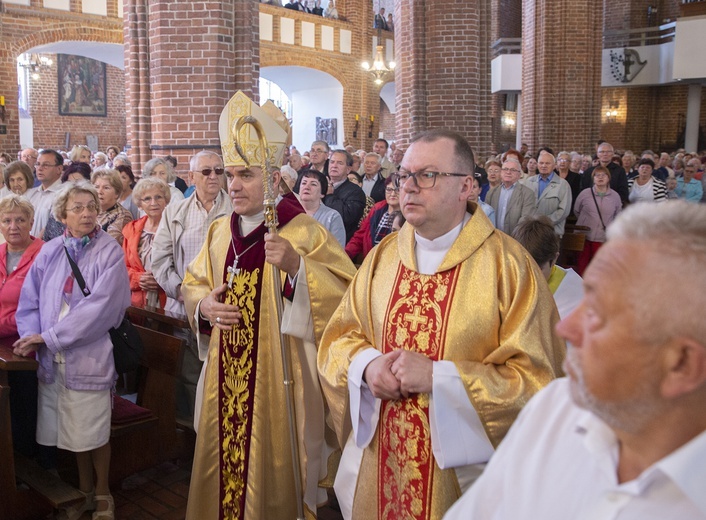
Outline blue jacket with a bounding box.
[17,229,130,390]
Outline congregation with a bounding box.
[2,89,706,520]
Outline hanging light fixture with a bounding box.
[17,53,54,80]
[361,30,395,85]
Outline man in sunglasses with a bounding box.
[152,150,233,422]
[318,129,565,518]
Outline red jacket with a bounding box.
[345,200,390,260]
[122,216,167,308]
[0,238,43,339]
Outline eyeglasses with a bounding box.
[67,203,99,214]
[37,162,59,168]
[198,168,225,176]
[501,168,521,174]
[393,170,469,189]
[385,187,399,193]
[141,195,166,203]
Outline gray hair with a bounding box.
[112,154,131,168]
[607,201,706,344]
[93,152,109,165]
[188,151,222,173]
[52,180,99,221]
[365,152,381,161]
[143,157,176,183]
[132,177,172,207]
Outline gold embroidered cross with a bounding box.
[404,305,428,332]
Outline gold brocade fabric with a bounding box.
[182,213,356,520]
[318,202,566,519]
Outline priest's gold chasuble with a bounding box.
[318,203,566,519]
[183,196,356,520]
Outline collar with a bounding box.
[539,172,554,183]
[239,210,265,236]
[501,182,517,191]
[414,217,466,254]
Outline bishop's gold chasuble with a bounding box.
[183,199,355,520]
[318,203,566,519]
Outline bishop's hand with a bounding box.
[200,283,242,331]
[264,232,300,278]
[363,350,403,400]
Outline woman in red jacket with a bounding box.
[345,176,400,261]
[0,195,43,459]
[122,177,170,308]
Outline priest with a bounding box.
[318,129,566,519]
[182,91,356,520]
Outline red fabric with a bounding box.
[0,238,43,339]
[576,240,603,276]
[345,200,388,260]
[122,216,167,308]
[111,394,153,425]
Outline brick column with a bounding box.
[0,47,20,152]
[125,0,259,172]
[394,0,493,157]
[521,0,603,152]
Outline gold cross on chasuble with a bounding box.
[378,264,461,520]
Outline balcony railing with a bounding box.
[603,22,676,49]
[490,38,521,58]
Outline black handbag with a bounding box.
[63,247,143,373]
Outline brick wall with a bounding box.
[521,0,603,153]
[394,0,494,158]
[0,4,122,155]
[602,84,706,153]
[26,60,126,151]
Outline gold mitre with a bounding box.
[219,91,289,169]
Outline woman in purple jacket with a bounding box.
[14,181,130,520]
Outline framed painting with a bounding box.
[57,54,107,117]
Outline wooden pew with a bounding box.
[0,340,69,520]
[109,324,185,484]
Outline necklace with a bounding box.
[226,236,261,289]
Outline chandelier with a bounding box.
[361,32,395,85]
[17,54,54,80]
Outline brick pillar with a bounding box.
[0,47,20,153]
[394,0,493,158]
[125,0,259,172]
[521,0,603,152]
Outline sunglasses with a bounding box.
[198,168,225,176]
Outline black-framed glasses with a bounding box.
[393,170,470,189]
[385,187,399,193]
[199,167,225,176]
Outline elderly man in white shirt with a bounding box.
[445,201,706,520]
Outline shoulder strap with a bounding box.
[63,247,91,297]
[590,188,606,231]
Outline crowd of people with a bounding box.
[1,98,706,519]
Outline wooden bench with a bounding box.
[0,341,57,520]
[558,224,590,270]
[109,324,185,484]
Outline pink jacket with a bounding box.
[0,238,44,339]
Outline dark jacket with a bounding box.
[323,180,366,243]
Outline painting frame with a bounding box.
[57,54,107,117]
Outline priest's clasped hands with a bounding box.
[363,350,433,400]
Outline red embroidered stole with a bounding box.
[377,263,461,520]
[217,194,305,520]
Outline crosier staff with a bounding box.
[232,115,305,520]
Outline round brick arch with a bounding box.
[11,24,122,57]
[260,47,352,92]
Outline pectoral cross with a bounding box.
[227,258,239,289]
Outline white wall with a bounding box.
[291,87,344,150]
[674,17,706,80]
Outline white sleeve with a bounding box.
[281,258,315,342]
[430,361,495,468]
[347,348,383,448]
